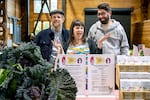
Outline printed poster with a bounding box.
[59,54,86,95]
[88,54,115,95]
[58,54,115,96]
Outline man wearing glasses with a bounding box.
[88,3,129,56]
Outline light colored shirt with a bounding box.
[66,42,90,54]
[51,30,62,63]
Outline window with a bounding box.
[34,0,57,13]
[32,0,57,35]
[34,21,50,35]
[43,21,49,29]
[34,21,41,35]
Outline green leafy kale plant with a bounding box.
[0,42,77,100]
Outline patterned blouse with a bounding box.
[66,42,90,54]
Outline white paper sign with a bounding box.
[59,54,86,95]
[58,54,115,96]
[88,54,115,95]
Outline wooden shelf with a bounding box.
[121,90,150,93]
[116,64,150,99]
[117,64,150,66]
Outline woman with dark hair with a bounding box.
[64,19,101,54]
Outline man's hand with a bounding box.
[97,33,110,48]
[51,40,62,49]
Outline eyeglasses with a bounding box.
[97,12,107,16]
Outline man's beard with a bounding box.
[99,15,109,24]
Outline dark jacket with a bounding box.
[34,28,69,61]
[64,38,101,54]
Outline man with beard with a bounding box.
[88,3,129,55]
[34,10,69,62]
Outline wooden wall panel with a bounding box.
[131,8,143,24]
[7,0,21,17]
[148,2,150,19]
[133,20,150,48]
[7,0,16,16]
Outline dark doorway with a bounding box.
[84,8,133,47]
